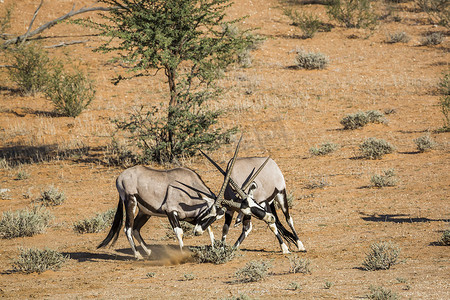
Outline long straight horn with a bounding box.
[241,157,270,192]
[216,135,242,202]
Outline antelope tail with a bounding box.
[98,198,124,249]
[270,202,297,247]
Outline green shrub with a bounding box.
[7,43,51,95]
[310,142,339,156]
[359,138,395,159]
[235,260,271,282]
[146,272,156,278]
[284,9,327,38]
[324,281,334,289]
[0,206,52,239]
[367,285,399,300]
[362,242,400,271]
[438,229,450,245]
[439,95,450,131]
[420,32,445,46]
[294,50,329,70]
[36,186,66,206]
[305,177,331,189]
[12,247,68,274]
[438,71,450,95]
[371,169,397,187]
[385,31,410,44]
[287,282,302,290]
[415,0,449,27]
[340,110,386,129]
[45,66,95,117]
[326,0,378,29]
[414,135,436,152]
[288,255,312,274]
[15,170,30,180]
[190,240,239,264]
[73,209,115,233]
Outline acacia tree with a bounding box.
[86,0,253,163]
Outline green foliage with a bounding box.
[73,209,115,234]
[44,65,95,117]
[115,102,237,164]
[438,71,450,95]
[385,31,410,44]
[83,0,247,163]
[146,272,156,278]
[294,50,329,70]
[438,229,450,245]
[15,170,30,180]
[288,255,312,274]
[414,135,436,152]
[0,4,13,35]
[284,9,330,38]
[326,0,378,29]
[7,43,51,95]
[12,247,68,274]
[439,95,450,131]
[36,186,66,207]
[190,240,239,264]
[324,281,334,289]
[415,0,449,27]
[362,242,400,271]
[420,32,445,45]
[287,282,302,290]
[235,260,271,282]
[359,138,395,159]
[340,110,386,129]
[437,72,450,131]
[182,273,196,281]
[0,206,52,239]
[371,169,397,187]
[310,142,339,156]
[367,285,399,300]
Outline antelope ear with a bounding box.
[248,181,258,197]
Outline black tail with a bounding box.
[98,198,124,249]
[270,202,297,247]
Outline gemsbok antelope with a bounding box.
[201,154,306,254]
[98,137,275,259]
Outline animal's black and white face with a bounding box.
[193,204,225,236]
[239,182,276,223]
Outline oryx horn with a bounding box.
[241,157,270,191]
[214,136,242,208]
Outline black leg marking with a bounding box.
[234,215,252,248]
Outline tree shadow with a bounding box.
[0,144,90,167]
[359,212,449,223]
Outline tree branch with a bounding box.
[21,0,44,46]
[2,2,115,48]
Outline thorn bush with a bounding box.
[73,209,115,234]
[362,241,400,271]
[359,138,395,159]
[190,240,239,264]
[36,186,66,207]
[0,206,53,239]
[235,260,271,282]
[12,247,68,274]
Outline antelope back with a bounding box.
[224,157,286,202]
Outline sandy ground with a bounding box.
[0,0,449,299]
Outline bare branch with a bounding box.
[2,3,115,48]
[44,40,88,48]
[21,0,44,46]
